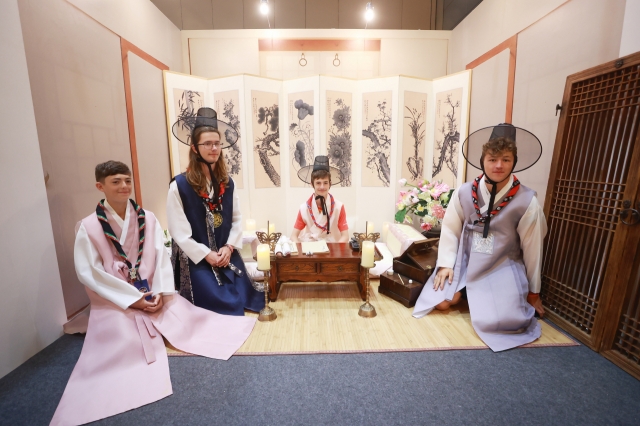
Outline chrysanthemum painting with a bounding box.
[326,91,352,187]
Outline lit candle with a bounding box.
[257,244,271,270]
[361,241,375,268]
[246,219,256,232]
[366,221,374,235]
[382,222,390,242]
[268,223,276,235]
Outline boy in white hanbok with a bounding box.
[51,161,255,426]
[291,155,349,243]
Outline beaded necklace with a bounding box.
[307,193,335,232]
[471,174,520,224]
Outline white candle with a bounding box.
[268,223,276,235]
[382,222,390,242]
[257,244,271,270]
[246,219,256,232]
[366,222,374,234]
[361,241,375,268]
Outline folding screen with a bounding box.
[164,71,471,237]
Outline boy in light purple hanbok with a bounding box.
[51,161,256,426]
[413,124,547,352]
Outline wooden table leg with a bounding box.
[268,262,279,302]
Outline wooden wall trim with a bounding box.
[466,35,518,124]
[258,39,381,51]
[120,38,169,206]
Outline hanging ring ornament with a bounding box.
[299,53,307,67]
[333,53,341,67]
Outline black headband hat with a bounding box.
[172,107,239,149]
[297,155,344,186]
[462,123,542,238]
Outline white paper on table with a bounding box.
[301,240,330,254]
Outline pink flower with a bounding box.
[430,182,450,199]
[431,204,445,219]
[420,222,432,231]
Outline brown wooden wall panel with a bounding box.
[243,0,275,29]
[181,0,213,30]
[613,236,640,372]
[370,0,403,30]
[212,0,244,29]
[150,0,183,29]
[275,0,306,28]
[258,38,381,51]
[338,0,365,29]
[402,0,433,30]
[305,0,339,28]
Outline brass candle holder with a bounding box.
[353,232,381,245]
[257,268,277,322]
[256,221,282,252]
[358,266,377,318]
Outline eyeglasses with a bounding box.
[197,142,222,150]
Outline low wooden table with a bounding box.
[266,242,382,301]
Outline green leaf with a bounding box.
[395,209,407,223]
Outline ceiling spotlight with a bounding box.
[365,2,374,22]
[259,0,269,15]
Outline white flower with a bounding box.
[398,178,407,186]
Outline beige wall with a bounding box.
[128,54,172,228]
[182,29,451,80]
[0,0,66,379]
[68,0,182,72]
[453,0,627,201]
[620,0,640,57]
[19,0,133,316]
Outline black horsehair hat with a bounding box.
[172,107,239,148]
[462,123,542,173]
[297,155,344,185]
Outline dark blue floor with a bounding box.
[1,333,639,425]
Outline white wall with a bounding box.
[0,0,66,379]
[182,29,451,80]
[449,0,568,72]
[620,0,640,57]
[452,0,627,201]
[511,0,625,201]
[68,0,182,72]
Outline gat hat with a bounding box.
[172,107,239,148]
[462,123,542,173]
[297,155,344,185]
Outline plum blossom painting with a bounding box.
[214,90,243,189]
[361,91,392,187]
[251,91,281,188]
[326,91,352,187]
[173,88,204,174]
[402,91,427,183]
[432,88,462,188]
[288,91,314,188]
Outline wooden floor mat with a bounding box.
[167,280,577,356]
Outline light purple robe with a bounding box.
[50,207,256,426]
[413,182,541,352]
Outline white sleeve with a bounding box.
[226,182,243,249]
[74,223,142,310]
[152,218,178,296]
[166,180,211,264]
[517,196,548,294]
[436,188,465,269]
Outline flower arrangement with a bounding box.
[395,178,454,231]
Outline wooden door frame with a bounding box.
[544,51,640,352]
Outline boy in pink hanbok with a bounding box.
[51,161,256,426]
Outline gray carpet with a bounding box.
[1,333,639,426]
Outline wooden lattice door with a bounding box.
[542,51,640,380]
